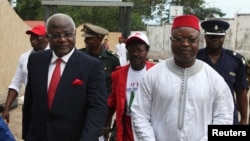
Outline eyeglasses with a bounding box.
[47,31,75,39]
[170,37,200,44]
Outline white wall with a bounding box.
[146,14,250,61]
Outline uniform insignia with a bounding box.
[229,71,236,76]
[214,25,218,30]
[233,52,237,56]
[242,58,246,65]
[104,67,107,71]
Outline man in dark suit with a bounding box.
[22,13,107,141]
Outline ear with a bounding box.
[45,35,49,42]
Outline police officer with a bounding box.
[197,19,249,125]
[79,23,120,97]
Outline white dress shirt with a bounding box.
[8,46,50,93]
[47,48,75,89]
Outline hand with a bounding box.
[239,118,248,125]
[101,127,110,141]
[2,109,10,123]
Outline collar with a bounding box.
[167,57,203,77]
[204,47,226,61]
[51,48,75,63]
[96,47,108,59]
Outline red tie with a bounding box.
[48,58,62,109]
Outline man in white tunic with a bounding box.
[115,36,127,66]
[131,15,234,141]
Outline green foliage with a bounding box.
[14,0,44,20]
[125,0,226,23]
[193,7,226,20]
[171,0,226,20]
[56,6,146,31]
[13,0,146,31]
[13,0,226,31]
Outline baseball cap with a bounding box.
[201,19,230,35]
[126,32,149,46]
[172,15,200,31]
[26,25,46,36]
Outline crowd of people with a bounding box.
[1,12,249,141]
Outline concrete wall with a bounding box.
[146,14,250,61]
[0,0,31,94]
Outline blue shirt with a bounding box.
[197,48,248,124]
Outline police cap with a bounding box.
[201,20,230,35]
[81,23,109,37]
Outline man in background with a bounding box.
[115,36,127,66]
[80,23,120,141]
[101,38,111,52]
[79,23,120,97]
[103,32,154,141]
[2,25,49,123]
[197,19,249,125]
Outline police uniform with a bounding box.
[79,23,120,94]
[197,20,249,125]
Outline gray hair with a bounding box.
[46,13,76,32]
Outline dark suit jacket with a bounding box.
[22,48,107,141]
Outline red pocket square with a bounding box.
[72,78,84,86]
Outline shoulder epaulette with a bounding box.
[107,51,119,58]
[225,49,246,65]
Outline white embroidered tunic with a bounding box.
[131,58,234,141]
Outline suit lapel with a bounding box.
[119,66,129,112]
[50,50,80,110]
[40,50,53,108]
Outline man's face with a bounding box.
[171,27,200,66]
[47,17,76,57]
[127,41,148,70]
[30,33,48,51]
[119,38,123,43]
[204,35,225,50]
[84,36,102,54]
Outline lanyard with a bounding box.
[128,91,135,113]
